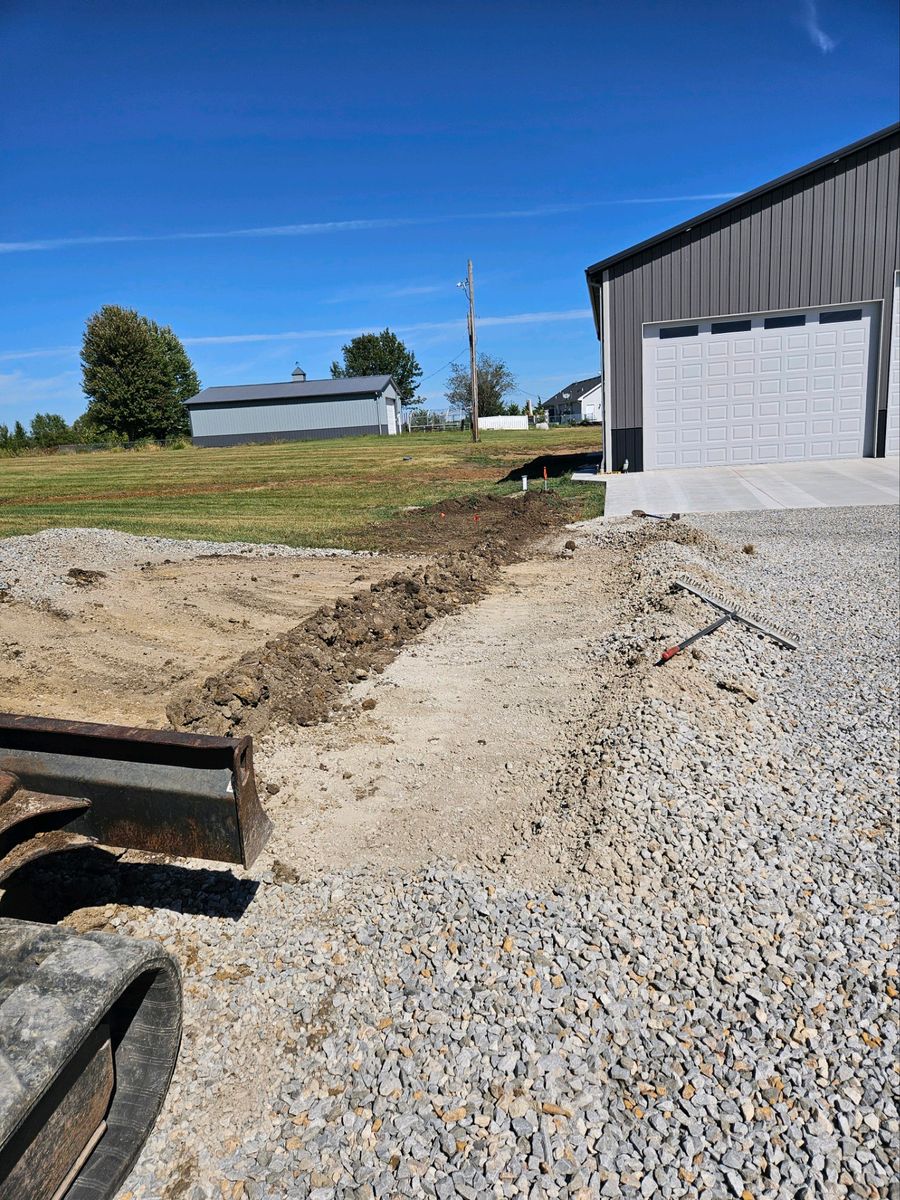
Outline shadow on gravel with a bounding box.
[0,847,259,925]
[498,452,602,483]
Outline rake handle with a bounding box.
[658,613,733,664]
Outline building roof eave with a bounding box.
[585,122,900,279]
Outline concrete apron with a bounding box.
[590,458,900,516]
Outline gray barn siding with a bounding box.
[594,130,900,469]
[189,393,393,441]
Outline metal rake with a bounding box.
[657,575,799,664]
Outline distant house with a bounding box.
[185,366,401,447]
[545,375,603,424]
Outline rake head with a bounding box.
[673,575,799,650]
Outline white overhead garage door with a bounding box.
[887,273,900,457]
[642,304,878,470]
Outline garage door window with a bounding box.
[711,320,752,334]
[820,308,863,323]
[659,325,699,339]
[764,314,806,329]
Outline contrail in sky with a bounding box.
[0,310,593,361]
[0,195,738,255]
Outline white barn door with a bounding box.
[642,304,877,470]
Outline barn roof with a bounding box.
[186,376,394,407]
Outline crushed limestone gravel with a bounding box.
[56,505,898,1200]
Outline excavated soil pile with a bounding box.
[168,492,567,737]
[167,549,499,736]
[366,489,570,554]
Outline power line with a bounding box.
[418,349,468,385]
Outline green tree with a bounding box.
[445,354,516,417]
[81,305,198,440]
[331,328,422,406]
[11,421,29,450]
[30,412,72,447]
[69,413,104,444]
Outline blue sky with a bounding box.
[1,0,898,425]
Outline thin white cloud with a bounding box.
[0,344,79,363]
[183,309,592,347]
[0,195,739,256]
[802,0,836,52]
[0,368,80,409]
[0,309,592,365]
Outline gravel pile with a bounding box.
[71,505,898,1199]
[0,527,365,610]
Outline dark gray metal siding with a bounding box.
[592,129,900,470]
[192,425,382,448]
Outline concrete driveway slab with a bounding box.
[597,458,899,516]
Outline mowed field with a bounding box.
[0,428,603,547]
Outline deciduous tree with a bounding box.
[29,412,72,447]
[445,354,516,417]
[331,329,422,406]
[81,305,198,440]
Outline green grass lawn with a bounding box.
[0,428,605,547]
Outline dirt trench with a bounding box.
[167,492,567,737]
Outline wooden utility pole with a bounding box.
[466,259,479,443]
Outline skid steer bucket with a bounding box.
[0,712,272,881]
[0,714,272,1198]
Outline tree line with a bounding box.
[6,307,527,454]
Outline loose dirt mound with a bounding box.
[364,489,565,554]
[168,547,503,736]
[167,492,569,737]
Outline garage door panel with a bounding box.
[643,305,876,469]
[887,274,899,456]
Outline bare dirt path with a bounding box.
[256,534,631,882]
